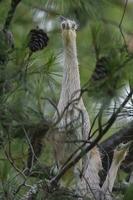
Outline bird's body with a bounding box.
[53,19,90,164]
[52,19,102,199]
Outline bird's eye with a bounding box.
[62,23,65,29]
[72,23,75,29]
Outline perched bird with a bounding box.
[52,18,102,199]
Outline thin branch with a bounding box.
[119,0,128,52]
[3,0,22,30]
[23,127,38,171]
[4,147,27,180]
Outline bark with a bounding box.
[100,120,133,173]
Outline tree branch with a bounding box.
[100,120,133,172]
[3,0,21,30]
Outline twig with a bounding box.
[3,0,22,30]
[23,126,40,171]
[119,0,128,52]
[3,0,21,30]
[20,180,43,200]
[4,147,27,180]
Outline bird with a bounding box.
[52,18,102,199]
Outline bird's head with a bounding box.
[60,17,78,45]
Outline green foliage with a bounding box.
[0,0,132,199]
[124,184,133,200]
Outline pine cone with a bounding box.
[28,28,49,52]
[91,57,108,81]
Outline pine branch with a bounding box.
[119,0,128,52]
[101,121,133,152]
[3,0,21,30]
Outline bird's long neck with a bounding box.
[58,32,81,112]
